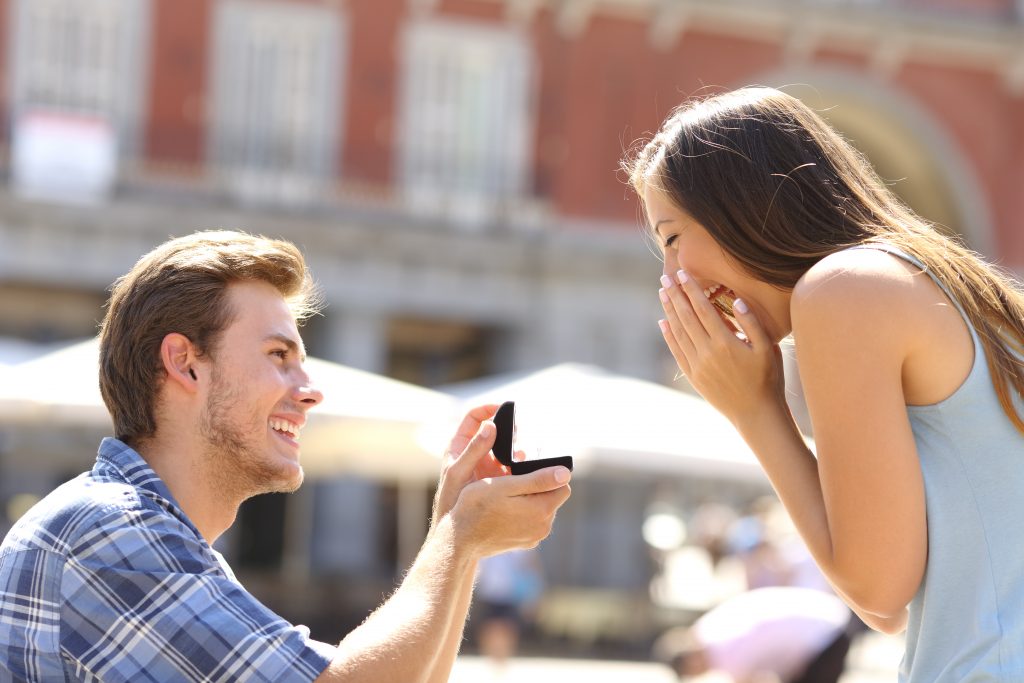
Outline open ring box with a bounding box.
[492,401,574,475]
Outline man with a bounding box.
[654,587,854,683]
[0,231,572,682]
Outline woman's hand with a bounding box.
[658,269,785,424]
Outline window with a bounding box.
[8,0,149,201]
[398,20,535,223]
[9,0,149,152]
[386,317,495,387]
[210,0,343,204]
[805,0,883,5]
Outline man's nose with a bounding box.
[294,370,323,407]
[296,384,323,407]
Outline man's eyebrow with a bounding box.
[265,333,307,362]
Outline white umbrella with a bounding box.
[0,336,66,365]
[441,363,771,483]
[299,356,454,481]
[0,338,110,426]
[0,365,12,418]
[0,337,453,482]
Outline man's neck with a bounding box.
[136,435,242,545]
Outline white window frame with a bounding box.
[209,0,344,205]
[397,19,536,225]
[8,0,150,159]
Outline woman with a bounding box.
[625,86,1024,681]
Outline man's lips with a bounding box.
[269,415,303,444]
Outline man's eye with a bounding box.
[271,349,288,360]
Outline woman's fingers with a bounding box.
[732,298,771,351]
[659,270,773,383]
[660,274,708,345]
[658,318,692,376]
[659,285,697,366]
[672,269,731,340]
[664,269,755,350]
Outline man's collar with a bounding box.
[94,437,201,538]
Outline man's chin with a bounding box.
[266,459,305,494]
[277,468,304,493]
[241,457,305,497]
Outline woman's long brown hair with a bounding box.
[625,87,1024,433]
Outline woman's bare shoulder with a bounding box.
[792,248,924,337]
[795,248,920,304]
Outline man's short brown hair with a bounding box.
[98,230,320,446]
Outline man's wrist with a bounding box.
[427,510,481,569]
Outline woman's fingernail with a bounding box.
[734,298,749,314]
[660,274,674,289]
[676,269,689,284]
[554,467,571,484]
[658,319,669,334]
[659,288,669,303]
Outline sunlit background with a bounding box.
[2,0,1022,679]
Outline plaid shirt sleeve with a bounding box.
[2,497,333,683]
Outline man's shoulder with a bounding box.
[1,472,157,556]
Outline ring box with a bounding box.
[492,401,574,475]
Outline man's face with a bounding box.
[197,280,322,498]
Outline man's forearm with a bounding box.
[426,558,478,683]
[318,515,476,683]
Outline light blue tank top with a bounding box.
[861,246,1024,681]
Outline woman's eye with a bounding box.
[664,234,678,249]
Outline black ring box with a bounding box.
[492,401,574,475]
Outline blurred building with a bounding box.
[0,0,1022,650]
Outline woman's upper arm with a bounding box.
[791,257,928,616]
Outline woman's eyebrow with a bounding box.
[652,218,674,237]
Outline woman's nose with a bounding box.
[662,257,678,280]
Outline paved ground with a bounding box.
[450,631,904,683]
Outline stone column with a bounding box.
[319,308,389,373]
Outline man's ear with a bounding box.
[160,333,200,393]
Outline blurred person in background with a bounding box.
[0,230,572,682]
[473,547,545,667]
[653,586,853,683]
[728,497,832,595]
[687,501,737,568]
[727,497,793,591]
[626,86,1024,680]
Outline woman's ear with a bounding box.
[160,333,200,393]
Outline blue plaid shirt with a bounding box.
[0,438,335,682]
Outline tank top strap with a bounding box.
[843,243,975,331]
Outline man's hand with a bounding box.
[431,404,507,529]
[319,404,571,683]
[430,403,572,558]
[450,466,572,559]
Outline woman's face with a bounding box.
[643,184,792,343]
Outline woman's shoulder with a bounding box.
[796,247,922,296]
[792,247,925,327]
